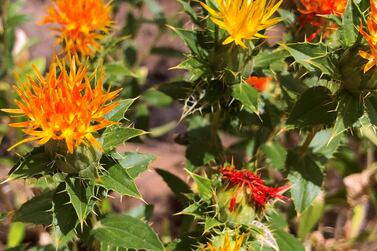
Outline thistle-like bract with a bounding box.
[221,165,289,211]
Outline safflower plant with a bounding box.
[1,0,377,250]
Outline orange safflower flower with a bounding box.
[41,0,112,57]
[203,233,244,251]
[245,76,272,92]
[298,0,347,41]
[2,57,121,153]
[359,0,377,73]
[299,0,347,16]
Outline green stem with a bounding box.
[210,107,220,141]
[214,25,219,46]
[299,127,321,157]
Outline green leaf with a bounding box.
[366,95,377,126]
[104,98,136,122]
[186,117,222,168]
[350,204,367,239]
[124,43,138,67]
[8,148,53,180]
[143,89,173,107]
[254,49,290,69]
[150,121,177,137]
[103,126,146,152]
[282,43,339,78]
[105,63,136,78]
[156,168,191,205]
[298,197,324,239]
[99,163,141,199]
[361,126,377,146]
[165,231,201,251]
[287,152,324,213]
[150,47,183,58]
[7,222,25,248]
[180,203,202,218]
[204,218,223,233]
[0,213,6,223]
[14,191,53,225]
[65,178,95,227]
[168,26,203,55]
[177,0,199,24]
[173,58,206,81]
[286,86,336,128]
[6,14,30,28]
[52,183,78,235]
[126,204,154,221]
[310,130,343,158]
[274,229,305,251]
[333,92,363,137]
[261,142,287,170]
[231,82,259,114]
[252,221,279,251]
[158,80,193,101]
[338,0,362,47]
[92,214,164,251]
[278,8,295,25]
[110,152,155,178]
[187,170,212,201]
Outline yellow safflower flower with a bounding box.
[200,0,283,48]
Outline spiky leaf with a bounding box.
[8,147,53,180]
[103,126,146,152]
[64,178,95,226]
[105,98,136,122]
[98,163,141,199]
[287,152,324,213]
[286,86,336,129]
[110,152,155,178]
[13,191,53,225]
[92,214,163,251]
[231,81,259,114]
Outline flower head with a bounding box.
[245,76,272,92]
[298,0,347,41]
[203,232,244,251]
[2,57,121,153]
[221,165,288,212]
[359,0,377,73]
[299,0,347,16]
[200,0,283,48]
[41,0,112,57]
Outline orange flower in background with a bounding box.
[299,0,347,16]
[359,0,377,73]
[245,76,272,92]
[2,57,121,153]
[203,233,244,251]
[41,0,112,57]
[298,0,347,41]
